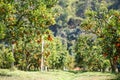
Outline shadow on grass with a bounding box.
[67,70,87,74]
[0,73,12,77]
[114,73,120,80]
[68,70,120,80]
[0,71,12,77]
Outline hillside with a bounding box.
[50,0,119,54]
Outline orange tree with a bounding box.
[81,1,120,72]
[0,0,57,70]
[46,37,69,70]
[75,34,110,71]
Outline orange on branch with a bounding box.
[37,39,42,44]
[103,53,108,57]
[8,17,15,21]
[18,49,22,53]
[118,38,120,41]
[12,40,16,44]
[113,56,118,62]
[47,35,53,41]
[116,43,120,47]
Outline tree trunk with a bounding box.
[11,44,15,69]
[110,58,117,73]
[41,36,44,71]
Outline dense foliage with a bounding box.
[79,0,120,72]
[0,0,120,72]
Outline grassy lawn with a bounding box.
[0,69,117,80]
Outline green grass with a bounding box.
[0,69,117,80]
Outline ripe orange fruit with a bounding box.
[47,35,53,41]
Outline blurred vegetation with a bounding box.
[0,0,120,74]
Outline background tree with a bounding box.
[0,44,14,69]
[81,0,120,72]
[75,34,110,71]
[46,37,69,70]
[0,0,57,71]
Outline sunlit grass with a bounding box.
[0,69,117,80]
